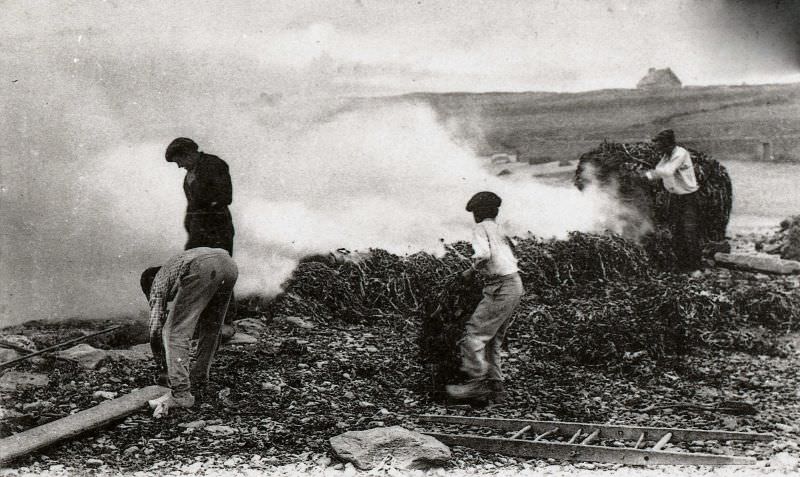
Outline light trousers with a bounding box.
[162,253,238,397]
[460,273,524,381]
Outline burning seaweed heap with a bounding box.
[574,141,733,245]
[253,231,799,398]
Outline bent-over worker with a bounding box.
[140,247,238,412]
[446,191,525,403]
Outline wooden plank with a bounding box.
[653,432,672,451]
[510,425,531,440]
[634,433,645,449]
[534,427,559,442]
[418,415,773,442]
[714,253,800,275]
[567,430,582,444]
[580,429,600,445]
[425,433,756,466]
[0,385,168,464]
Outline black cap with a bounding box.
[466,191,502,212]
[165,137,198,161]
[652,129,675,145]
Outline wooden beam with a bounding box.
[0,385,168,465]
[418,415,773,442]
[534,427,559,442]
[653,432,672,451]
[581,429,600,445]
[510,425,531,440]
[714,253,800,275]
[634,433,645,449]
[567,430,582,444]
[425,433,756,466]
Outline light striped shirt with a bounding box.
[148,247,229,342]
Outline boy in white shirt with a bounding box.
[446,192,525,402]
[642,129,702,272]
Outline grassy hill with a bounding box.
[392,83,800,163]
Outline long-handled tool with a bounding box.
[0,325,122,370]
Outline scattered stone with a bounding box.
[0,371,49,391]
[0,348,21,363]
[261,382,282,394]
[775,423,796,433]
[280,316,315,329]
[2,335,37,351]
[205,425,237,436]
[0,408,25,420]
[123,446,139,455]
[93,390,118,400]
[234,318,268,335]
[110,343,152,362]
[56,344,109,369]
[771,452,799,471]
[330,426,451,470]
[179,420,208,429]
[86,458,103,467]
[22,401,52,412]
[225,332,258,345]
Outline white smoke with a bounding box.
[1,44,626,328]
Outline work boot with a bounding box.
[171,391,196,409]
[487,379,507,404]
[446,378,491,401]
[154,371,169,387]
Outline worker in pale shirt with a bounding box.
[642,129,702,272]
[446,191,525,403]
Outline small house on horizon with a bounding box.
[637,67,682,90]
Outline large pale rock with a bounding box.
[0,348,21,363]
[110,343,153,362]
[279,316,315,329]
[225,333,258,346]
[56,343,110,369]
[330,426,450,470]
[0,371,50,391]
[234,318,267,336]
[0,335,37,364]
[2,335,37,351]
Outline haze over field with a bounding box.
[2,0,799,326]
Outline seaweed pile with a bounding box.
[249,232,799,396]
[574,141,733,246]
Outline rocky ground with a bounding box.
[2,237,799,476]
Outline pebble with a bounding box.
[344,391,355,399]
[86,459,103,467]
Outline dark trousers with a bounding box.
[184,211,234,255]
[669,192,701,271]
[184,210,236,324]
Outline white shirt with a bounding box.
[471,219,519,277]
[645,145,699,195]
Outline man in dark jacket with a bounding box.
[165,138,236,332]
[165,137,234,254]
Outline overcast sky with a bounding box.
[3,0,799,94]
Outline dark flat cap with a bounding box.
[652,129,675,145]
[466,191,502,212]
[165,137,198,161]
